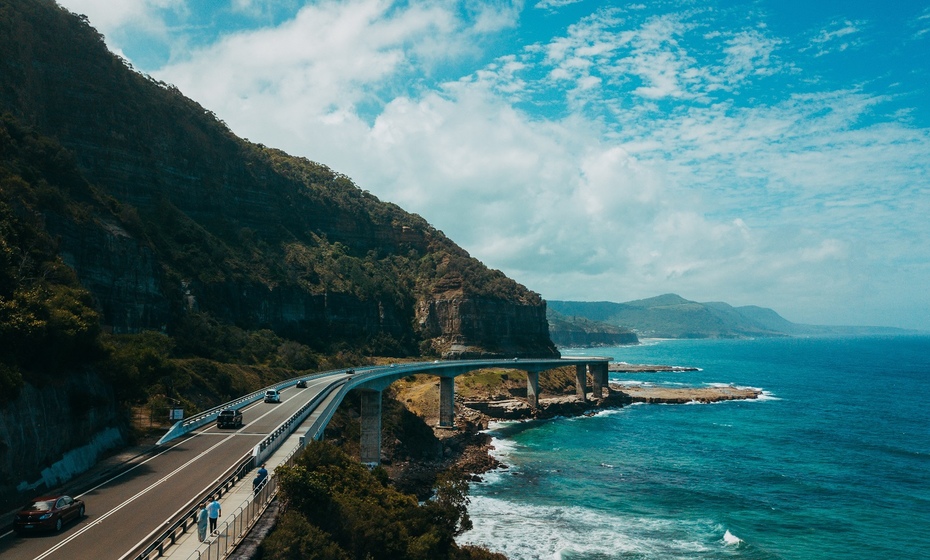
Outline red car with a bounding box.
[14,495,85,534]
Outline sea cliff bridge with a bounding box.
[1,357,609,560]
[158,357,613,465]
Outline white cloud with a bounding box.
[58,0,185,55]
[535,0,583,11]
[54,0,930,329]
[805,19,864,56]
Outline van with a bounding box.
[217,409,243,428]
[263,389,281,403]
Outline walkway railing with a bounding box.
[136,456,254,559]
[183,439,308,560]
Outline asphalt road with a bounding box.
[0,375,337,560]
[0,357,608,560]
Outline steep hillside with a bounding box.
[0,0,557,360]
[546,309,638,347]
[549,295,787,338]
[0,0,557,508]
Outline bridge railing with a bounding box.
[135,454,254,560]
[182,470,277,560]
[157,370,339,445]
[252,374,349,464]
[182,430,313,560]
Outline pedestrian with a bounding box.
[253,463,268,493]
[196,503,208,542]
[207,496,221,534]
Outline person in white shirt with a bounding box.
[207,497,221,534]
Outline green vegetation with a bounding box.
[262,440,505,560]
[549,295,789,339]
[0,114,106,401]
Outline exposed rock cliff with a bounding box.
[0,371,126,510]
[547,309,638,348]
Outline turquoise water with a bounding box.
[458,336,930,559]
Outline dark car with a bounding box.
[295,379,307,388]
[14,495,85,534]
[216,408,243,428]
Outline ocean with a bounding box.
[457,336,930,559]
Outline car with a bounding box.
[263,389,281,403]
[346,368,355,376]
[216,408,243,428]
[14,495,85,534]
[295,379,307,388]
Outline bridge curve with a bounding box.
[335,357,612,464]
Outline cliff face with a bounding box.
[0,0,557,358]
[418,293,558,359]
[547,309,639,348]
[0,371,126,510]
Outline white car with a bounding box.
[263,390,281,403]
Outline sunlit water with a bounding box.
[457,336,930,559]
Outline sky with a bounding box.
[55,0,930,331]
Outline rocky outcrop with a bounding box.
[547,309,638,348]
[418,293,559,359]
[462,392,631,420]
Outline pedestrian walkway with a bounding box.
[161,432,304,560]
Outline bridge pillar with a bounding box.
[439,376,455,428]
[591,362,609,398]
[575,364,587,399]
[526,371,540,408]
[360,390,382,465]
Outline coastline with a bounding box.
[445,373,763,480]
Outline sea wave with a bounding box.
[458,495,724,560]
[722,529,742,546]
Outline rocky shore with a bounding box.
[439,379,762,481]
[612,383,761,404]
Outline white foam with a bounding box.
[458,495,719,560]
[723,529,742,545]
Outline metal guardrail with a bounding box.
[136,374,350,559]
[183,433,312,560]
[182,470,277,560]
[157,371,336,445]
[136,455,254,560]
[252,377,348,464]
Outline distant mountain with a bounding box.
[548,295,915,339]
[546,309,639,347]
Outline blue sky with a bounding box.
[57,0,930,330]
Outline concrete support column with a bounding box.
[591,363,609,398]
[439,376,455,428]
[591,364,604,399]
[526,370,540,408]
[360,390,382,465]
[575,364,587,399]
